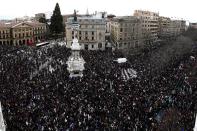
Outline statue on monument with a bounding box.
[74,9,77,22]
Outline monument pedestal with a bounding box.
[66,38,85,78]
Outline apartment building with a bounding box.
[158,16,171,38]
[168,20,185,37]
[66,13,106,50]
[134,10,159,44]
[159,18,186,39]
[0,21,47,46]
[110,16,143,49]
[189,23,197,29]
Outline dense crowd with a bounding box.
[0,41,196,130]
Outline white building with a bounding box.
[66,13,106,50]
[134,10,159,44]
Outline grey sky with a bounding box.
[0,0,196,22]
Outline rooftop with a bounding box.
[0,21,45,28]
[111,16,140,22]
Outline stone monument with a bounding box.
[66,11,85,78]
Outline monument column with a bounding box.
[66,10,85,78]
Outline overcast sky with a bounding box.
[0,0,196,22]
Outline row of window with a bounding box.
[14,32,32,38]
[72,31,95,35]
[0,27,45,34]
[0,29,45,35]
[0,30,10,34]
[143,25,159,27]
[111,26,140,33]
[110,21,135,25]
[0,35,9,39]
[80,25,105,29]
[0,40,10,45]
[84,43,103,49]
[14,28,32,32]
[0,40,30,46]
[34,31,45,34]
[0,31,45,39]
[78,19,104,23]
[119,41,139,48]
[119,36,139,40]
[72,36,95,41]
[120,28,137,32]
[143,20,158,23]
[13,27,45,32]
[141,16,158,20]
[119,23,139,27]
[136,11,158,16]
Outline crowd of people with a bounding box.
[0,41,196,130]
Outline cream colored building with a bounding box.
[159,18,186,38]
[66,13,106,50]
[168,20,184,37]
[158,16,171,38]
[0,21,46,46]
[134,10,159,44]
[110,16,143,49]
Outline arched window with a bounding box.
[98,43,102,48]
[119,43,122,47]
[99,32,102,40]
[124,43,127,47]
[23,40,26,44]
[19,40,22,45]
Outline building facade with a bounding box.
[134,10,159,44]
[110,16,143,49]
[158,16,171,38]
[0,21,47,46]
[189,23,197,29]
[168,20,182,37]
[35,13,46,21]
[66,14,106,50]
